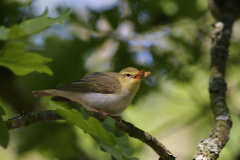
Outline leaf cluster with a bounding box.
[57,108,138,160]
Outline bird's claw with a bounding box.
[100,111,110,119]
[92,106,109,119]
[112,116,123,124]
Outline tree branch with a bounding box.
[193,0,239,159]
[5,110,176,160]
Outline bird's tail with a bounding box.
[32,90,53,97]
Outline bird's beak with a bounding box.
[133,70,144,80]
[134,70,152,83]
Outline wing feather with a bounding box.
[55,72,121,94]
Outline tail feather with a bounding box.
[32,90,52,97]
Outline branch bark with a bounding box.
[193,0,239,159]
[5,110,176,160]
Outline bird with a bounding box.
[32,67,151,116]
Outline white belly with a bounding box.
[54,90,137,115]
[78,93,129,115]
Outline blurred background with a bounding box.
[0,0,240,159]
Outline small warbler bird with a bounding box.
[33,67,151,116]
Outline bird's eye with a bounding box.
[126,74,131,77]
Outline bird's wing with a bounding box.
[55,72,121,94]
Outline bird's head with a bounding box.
[118,67,151,90]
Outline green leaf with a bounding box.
[90,133,137,160]
[57,108,117,146]
[100,140,124,160]
[120,147,135,158]
[99,138,138,160]
[0,8,71,40]
[116,136,136,158]
[81,108,89,120]
[8,25,27,39]
[116,136,128,147]
[0,42,53,76]
[102,116,115,133]
[0,105,5,115]
[0,106,9,149]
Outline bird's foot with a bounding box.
[112,116,122,124]
[93,107,109,119]
[100,110,110,119]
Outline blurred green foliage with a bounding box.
[0,105,9,149]
[0,8,70,40]
[0,42,52,75]
[0,0,240,160]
